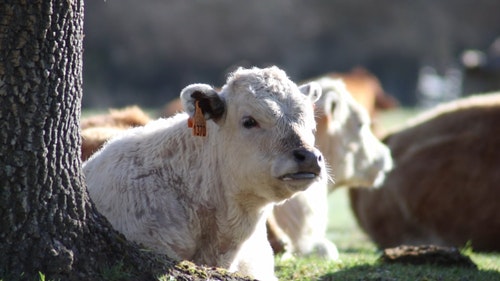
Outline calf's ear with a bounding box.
[180,84,226,122]
[299,82,322,103]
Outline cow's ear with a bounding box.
[318,89,340,116]
[314,79,344,116]
[299,82,322,103]
[180,84,226,122]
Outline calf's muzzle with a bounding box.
[277,147,324,181]
[293,148,323,175]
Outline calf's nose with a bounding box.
[292,148,323,174]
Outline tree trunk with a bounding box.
[0,1,253,280]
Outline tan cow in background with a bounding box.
[349,93,500,252]
[81,105,150,130]
[330,67,398,119]
[80,106,150,161]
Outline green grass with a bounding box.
[275,188,500,281]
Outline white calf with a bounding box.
[83,66,326,280]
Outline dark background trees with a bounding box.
[83,0,500,109]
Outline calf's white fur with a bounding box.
[83,66,325,280]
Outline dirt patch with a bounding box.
[379,245,477,268]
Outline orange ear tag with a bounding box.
[187,100,207,137]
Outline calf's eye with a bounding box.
[242,116,259,129]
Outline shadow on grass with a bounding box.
[319,263,500,281]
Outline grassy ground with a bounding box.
[274,108,500,281]
[274,188,500,281]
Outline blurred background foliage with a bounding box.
[82,0,500,109]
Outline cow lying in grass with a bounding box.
[81,105,150,130]
[81,106,150,161]
[268,77,393,259]
[83,66,326,280]
[349,93,500,252]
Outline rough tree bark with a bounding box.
[0,1,253,280]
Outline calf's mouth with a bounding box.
[279,172,319,181]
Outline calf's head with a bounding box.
[181,66,326,203]
[314,78,393,188]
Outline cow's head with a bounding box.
[313,78,393,189]
[180,66,326,203]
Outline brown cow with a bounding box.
[330,67,398,119]
[349,93,500,252]
[80,106,150,161]
[81,105,150,130]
